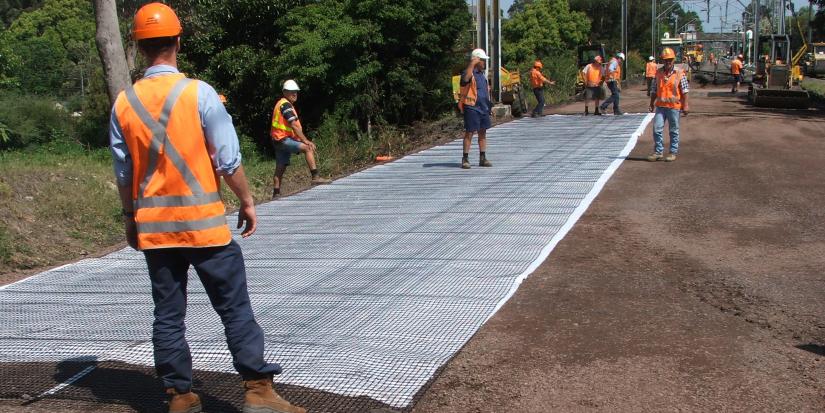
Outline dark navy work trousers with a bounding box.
[601,80,621,113]
[143,240,281,392]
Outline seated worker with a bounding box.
[270,79,330,199]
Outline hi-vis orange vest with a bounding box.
[645,61,658,78]
[584,63,603,87]
[654,68,685,110]
[606,57,622,82]
[458,72,478,111]
[270,97,301,141]
[114,73,231,250]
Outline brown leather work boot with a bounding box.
[243,377,306,413]
[166,388,202,413]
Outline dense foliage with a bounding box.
[508,0,703,54]
[176,0,470,146]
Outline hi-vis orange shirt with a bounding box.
[114,73,231,250]
[730,59,743,75]
[530,68,548,88]
[583,63,603,87]
[645,61,658,78]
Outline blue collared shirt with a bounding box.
[109,65,242,186]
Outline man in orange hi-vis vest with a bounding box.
[458,48,494,169]
[647,47,690,163]
[645,56,658,96]
[270,79,331,199]
[108,4,305,413]
[599,52,625,115]
[529,60,556,117]
[582,55,605,115]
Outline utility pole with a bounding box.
[621,0,627,75]
[652,0,657,57]
[477,0,488,76]
[491,0,501,103]
[754,0,760,63]
[707,0,711,22]
[809,0,814,46]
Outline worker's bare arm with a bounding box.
[290,120,316,152]
[223,165,257,238]
[117,184,138,249]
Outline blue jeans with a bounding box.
[532,87,545,116]
[600,81,621,113]
[272,137,303,166]
[144,240,281,392]
[653,106,680,154]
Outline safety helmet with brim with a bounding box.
[133,3,182,40]
[283,79,300,91]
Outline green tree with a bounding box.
[177,0,470,144]
[0,0,97,96]
[502,0,590,66]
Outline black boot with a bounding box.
[584,107,590,116]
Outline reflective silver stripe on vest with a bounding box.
[135,191,222,208]
[124,78,206,200]
[136,215,227,234]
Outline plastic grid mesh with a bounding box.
[0,114,652,410]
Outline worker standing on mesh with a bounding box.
[647,47,690,163]
[270,80,331,199]
[108,4,305,413]
[599,52,625,115]
[457,48,494,169]
[529,60,556,117]
[583,55,604,115]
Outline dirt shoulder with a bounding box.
[413,86,825,411]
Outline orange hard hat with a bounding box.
[533,60,543,69]
[133,2,182,40]
[660,47,676,60]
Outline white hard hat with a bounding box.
[648,56,655,61]
[471,48,490,60]
[617,52,626,60]
[282,79,300,91]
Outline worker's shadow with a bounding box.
[43,356,240,413]
[422,162,463,168]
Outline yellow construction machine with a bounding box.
[574,43,606,94]
[749,34,810,109]
[803,43,825,77]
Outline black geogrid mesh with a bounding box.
[0,115,652,412]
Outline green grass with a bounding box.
[800,78,825,101]
[0,122,439,275]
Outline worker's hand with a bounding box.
[124,217,138,250]
[648,104,655,112]
[305,141,317,152]
[549,80,556,86]
[237,201,257,238]
[470,56,481,68]
[681,107,689,116]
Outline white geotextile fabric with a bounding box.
[0,114,653,408]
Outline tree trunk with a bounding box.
[93,0,130,106]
